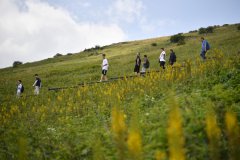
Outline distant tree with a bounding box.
[198,27,206,34]
[13,61,23,67]
[206,26,214,33]
[151,43,157,46]
[67,53,73,56]
[189,30,198,33]
[170,33,185,45]
[54,53,62,58]
[223,24,229,27]
[94,45,101,50]
[198,26,214,34]
[213,25,220,28]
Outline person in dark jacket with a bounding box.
[33,74,41,95]
[169,49,176,66]
[134,53,141,75]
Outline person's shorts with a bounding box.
[134,65,140,73]
[160,61,165,66]
[102,70,107,75]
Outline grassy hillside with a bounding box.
[0,24,240,159]
[0,24,239,98]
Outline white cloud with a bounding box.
[0,0,126,68]
[107,0,144,23]
[140,17,177,34]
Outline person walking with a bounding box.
[100,54,109,82]
[134,53,141,75]
[142,55,150,73]
[16,80,23,97]
[169,49,176,66]
[159,48,166,69]
[33,74,41,95]
[200,37,210,60]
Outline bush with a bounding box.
[198,28,206,34]
[177,39,185,45]
[13,61,23,67]
[206,26,214,33]
[151,43,157,46]
[94,45,101,50]
[223,24,229,27]
[84,45,102,52]
[54,53,63,58]
[170,33,185,45]
[198,26,214,34]
[189,30,198,33]
[67,53,73,56]
[237,25,240,30]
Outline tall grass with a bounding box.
[0,24,240,159]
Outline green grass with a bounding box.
[0,24,240,160]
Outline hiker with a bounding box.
[169,49,176,66]
[134,53,141,75]
[159,48,166,69]
[16,80,23,97]
[200,37,210,60]
[100,54,109,82]
[142,55,150,73]
[33,74,41,95]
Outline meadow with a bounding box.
[0,24,240,160]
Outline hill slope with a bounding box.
[0,24,240,97]
[0,24,240,160]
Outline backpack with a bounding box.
[173,54,176,62]
[206,41,210,50]
[21,85,24,93]
[145,59,150,68]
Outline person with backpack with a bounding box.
[33,74,41,95]
[159,48,166,69]
[142,55,150,73]
[100,54,109,82]
[16,80,23,97]
[200,37,210,60]
[134,53,141,75]
[169,49,176,66]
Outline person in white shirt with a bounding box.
[159,48,166,69]
[16,80,23,97]
[100,54,109,82]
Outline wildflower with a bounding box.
[225,112,240,160]
[127,129,142,159]
[167,98,185,160]
[206,114,221,160]
[155,150,166,160]
[111,107,126,135]
[111,107,127,160]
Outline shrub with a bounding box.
[170,33,185,45]
[84,45,102,52]
[67,53,73,56]
[13,61,23,67]
[199,26,214,34]
[151,43,157,46]
[223,24,229,27]
[54,53,63,58]
[177,39,186,45]
[189,30,198,33]
[237,25,240,30]
[206,26,214,33]
[198,28,206,34]
[94,45,101,50]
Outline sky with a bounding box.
[0,0,239,68]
